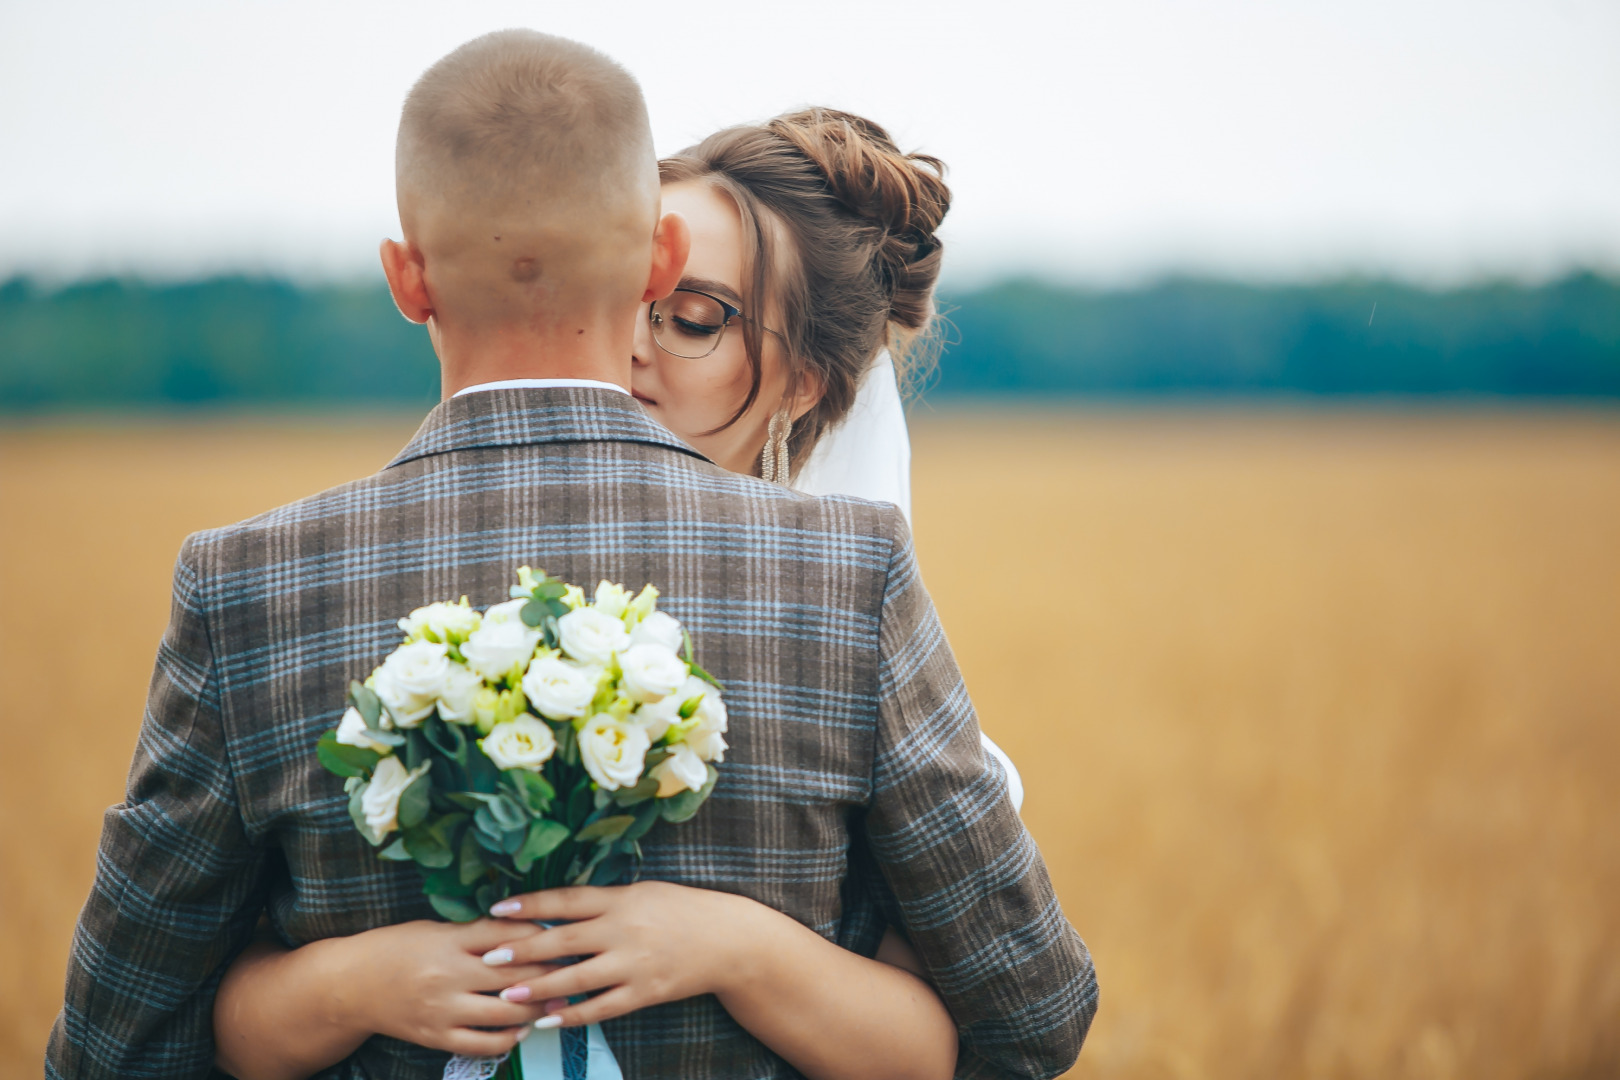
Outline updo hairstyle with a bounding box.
[658,108,951,474]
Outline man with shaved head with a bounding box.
[383,30,686,396]
[51,28,1095,1080]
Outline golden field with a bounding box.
[2,410,1618,1079]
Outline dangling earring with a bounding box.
[760,409,793,485]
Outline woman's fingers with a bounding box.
[488,886,615,923]
[438,1025,531,1059]
[539,986,641,1030]
[488,921,605,967]
[445,992,547,1031]
[452,917,544,953]
[508,954,625,1005]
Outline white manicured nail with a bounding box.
[515,1026,532,1042]
[482,948,514,966]
[534,1015,564,1030]
[490,899,522,916]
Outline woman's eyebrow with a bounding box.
[679,276,743,306]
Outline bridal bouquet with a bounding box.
[315,567,727,920]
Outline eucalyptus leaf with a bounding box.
[316,732,379,778]
[347,782,372,841]
[349,681,383,729]
[520,599,547,627]
[458,830,487,887]
[429,894,481,923]
[575,814,636,843]
[472,825,508,855]
[506,769,556,814]
[589,851,633,886]
[611,776,659,807]
[475,882,501,915]
[465,744,500,794]
[404,729,430,771]
[623,798,663,843]
[659,764,719,823]
[378,838,412,861]
[512,819,571,873]
[474,805,506,842]
[489,793,529,830]
[397,772,432,830]
[404,826,454,869]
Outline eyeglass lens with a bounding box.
[650,291,733,359]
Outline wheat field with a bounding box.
[2,411,1617,1080]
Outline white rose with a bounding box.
[360,756,429,842]
[557,607,631,666]
[617,643,689,704]
[672,677,728,762]
[578,714,650,790]
[628,610,684,653]
[336,707,391,754]
[630,695,681,743]
[397,599,482,644]
[593,581,632,618]
[436,662,484,725]
[373,641,450,727]
[652,742,710,797]
[522,656,601,720]
[462,599,543,681]
[480,714,557,772]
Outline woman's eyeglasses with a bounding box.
[648,287,781,360]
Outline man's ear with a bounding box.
[642,212,690,303]
[380,239,434,325]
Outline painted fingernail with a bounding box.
[516,1026,532,1042]
[482,948,514,966]
[500,985,532,1002]
[534,1015,564,1030]
[489,899,522,916]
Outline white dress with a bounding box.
[795,354,1025,813]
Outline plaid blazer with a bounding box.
[49,388,1097,1080]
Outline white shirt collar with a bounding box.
[452,378,631,398]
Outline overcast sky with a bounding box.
[2,0,1617,285]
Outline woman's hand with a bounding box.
[479,881,758,1027]
[333,919,555,1054]
[480,883,958,1080]
[215,919,555,1080]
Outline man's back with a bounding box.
[52,388,1096,1079]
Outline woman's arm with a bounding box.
[213,920,551,1080]
[485,884,959,1080]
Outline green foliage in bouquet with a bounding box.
[316,568,727,921]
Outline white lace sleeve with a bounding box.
[794,353,1023,812]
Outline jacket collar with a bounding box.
[387,386,711,470]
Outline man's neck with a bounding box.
[434,312,635,399]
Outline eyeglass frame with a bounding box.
[647,286,786,360]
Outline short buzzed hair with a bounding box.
[397,29,653,216]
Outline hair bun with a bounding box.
[766,108,951,330]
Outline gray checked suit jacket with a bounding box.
[50,387,1097,1080]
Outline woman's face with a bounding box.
[631,180,798,476]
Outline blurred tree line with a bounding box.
[1,272,1616,410]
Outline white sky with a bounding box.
[2,0,1617,286]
